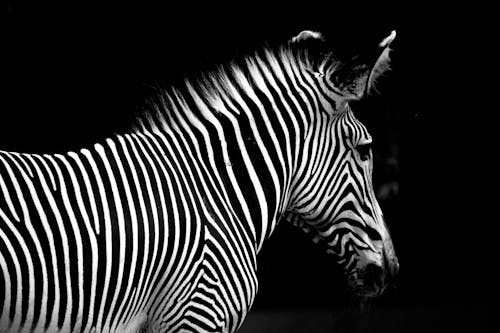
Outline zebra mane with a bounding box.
[132,40,327,133]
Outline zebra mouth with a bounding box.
[349,284,385,298]
[347,264,387,298]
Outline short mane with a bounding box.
[132,42,324,133]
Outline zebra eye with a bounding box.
[356,143,372,161]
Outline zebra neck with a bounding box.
[139,107,295,254]
[131,49,314,252]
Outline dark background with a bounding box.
[1,1,497,332]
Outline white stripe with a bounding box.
[70,150,100,234]
[44,154,75,332]
[56,153,100,333]
[39,154,57,191]
[0,215,23,331]
[92,143,115,333]
[109,135,141,331]
[119,134,156,324]
[0,164,20,222]
[98,138,129,332]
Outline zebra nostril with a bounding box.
[384,255,399,285]
[389,261,400,288]
[393,261,400,278]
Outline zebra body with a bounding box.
[0,30,399,333]
[1,130,260,332]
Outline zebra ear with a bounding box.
[290,30,326,73]
[366,30,396,94]
[290,30,325,43]
[331,30,396,100]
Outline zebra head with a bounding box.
[285,30,399,298]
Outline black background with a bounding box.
[1,1,497,332]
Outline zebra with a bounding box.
[0,29,399,333]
